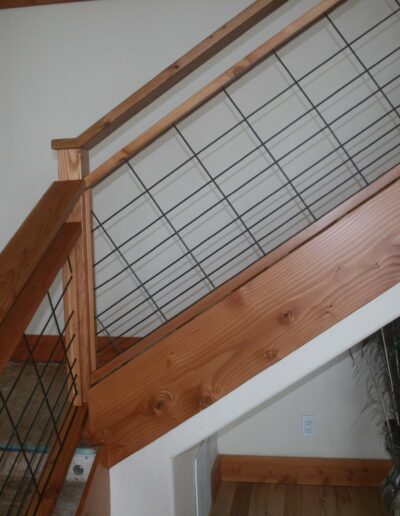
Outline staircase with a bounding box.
[0,0,400,513]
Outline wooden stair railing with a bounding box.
[13,0,395,474]
[0,180,93,514]
[88,165,400,466]
[50,0,349,383]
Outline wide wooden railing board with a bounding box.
[0,222,81,374]
[85,0,347,189]
[0,0,94,8]
[91,163,400,383]
[89,178,400,466]
[76,447,110,516]
[51,0,289,151]
[0,180,84,326]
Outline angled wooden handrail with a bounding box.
[0,222,81,374]
[0,180,84,326]
[91,163,400,383]
[51,0,289,151]
[84,0,347,189]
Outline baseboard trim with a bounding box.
[213,455,391,489]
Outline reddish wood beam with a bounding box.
[0,181,83,327]
[0,1,94,8]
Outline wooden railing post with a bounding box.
[58,149,96,403]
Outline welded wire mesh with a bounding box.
[92,0,400,363]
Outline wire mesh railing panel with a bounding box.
[0,264,79,516]
[92,0,400,363]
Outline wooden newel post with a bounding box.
[58,149,97,404]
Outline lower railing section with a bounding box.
[0,180,90,514]
[0,265,81,515]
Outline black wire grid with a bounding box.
[0,263,79,515]
[92,0,400,360]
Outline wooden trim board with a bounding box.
[216,455,392,488]
[0,222,81,374]
[88,178,400,466]
[0,0,94,8]
[91,164,400,383]
[0,180,83,327]
[51,0,289,151]
[76,447,110,516]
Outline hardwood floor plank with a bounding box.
[211,483,385,515]
[265,484,285,515]
[348,486,384,516]
[248,483,267,514]
[230,483,253,516]
[284,484,303,516]
[334,486,353,516]
[300,485,322,516]
[210,482,237,516]
[320,484,339,516]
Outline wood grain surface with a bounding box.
[76,447,110,516]
[210,482,384,516]
[218,455,391,487]
[0,180,83,327]
[0,0,93,8]
[0,222,81,374]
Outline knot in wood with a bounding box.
[152,391,172,414]
[199,391,217,410]
[263,348,278,361]
[280,308,295,324]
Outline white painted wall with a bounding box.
[110,285,400,515]
[0,0,319,249]
[217,350,388,459]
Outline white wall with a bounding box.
[217,350,387,459]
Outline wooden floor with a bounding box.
[210,482,384,516]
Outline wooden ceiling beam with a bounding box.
[0,0,94,9]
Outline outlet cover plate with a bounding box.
[301,415,316,437]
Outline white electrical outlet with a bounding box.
[301,415,316,437]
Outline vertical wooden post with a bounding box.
[58,149,97,404]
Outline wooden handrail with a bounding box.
[51,0,289,151]
[84,0,347,189]
[0,180,84,326]
[91,163,400,383]
[0,222,81,374]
